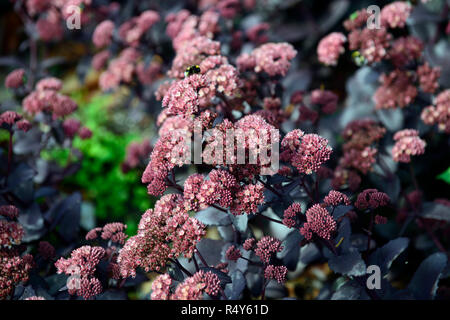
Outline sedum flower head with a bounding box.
[5,69,25,89]
[392,129,426,163]
[317,32,346,66]
[118,194,205,277]
[300,204,336,240]
[355,189,390,211]
[254,236,283,264]
[381,1,412,29]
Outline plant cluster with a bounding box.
[0,0,449,300]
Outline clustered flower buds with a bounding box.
[0,249,33,299]
[86,222,128,245]
[2,0,448,302]
[0,111,31,132]
[117,194,205,277]
[0,204,33,299]
[333,119,386,191]
[0,205,24,247]
[237,42,297,77]
[323,190,351,207]
[23,77,78,119]
[317,32,346,66]
[5,69,26,89]
[421,89,450,134]
[300,204,337,240]
[55,246,105,300]
[281,130,332,175]
[150,270,221,300]
[283,203,302,228]
[392,129,426,163]
[355,189,390,211]
[380,1,412,29]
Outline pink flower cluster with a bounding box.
[283,203,302,228]
[166,10,221,52]
[141,129,191,196]
[317,32,346,66]
[230,182,265,215]
[0,205,19,219]
[62,118,92,140]
[0,111,31,132]
[162,74,209,116]
[0,220,24,248]
[198,55,241,107]
[222,235,289,285]
[150,274,172,300]
[380,1,412,29]
[355,189,390,211]
[0,249,33,299]
[169,36,221,79]
[374,70,418,110]
[99,48,141,91]
[117,194,205,277]
[348,28,392,64]
[417,63,441,94]
[86,222,127,245]
[300,204,337,240]
[388,37,423,68]
[421,89,450,134]
[91,50,110,71]
[243,238,256,251]
[186,170,236,210]
[323,190,351,207]
[342,3,413,65]
[237,42,297,77]
[171,270,221,300]
[225,245,242,261]
[55,245,105,299]
[0,203,33,299]
[0,205,24,247]
[23,0,93,42]
[339,3,441,112]
[332,119,386,191]
[35,8,63,42]
[264,265,288,284]
[5,69,25,89]
[392,129,426,163]
[23,77,78,119]
[118,10,160,46]
[150,270,221,300]
[281,130,332,175]
[254,236,283,264]
[92,20,114,48]
[343,9,369,31]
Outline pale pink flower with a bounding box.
[93,20,114,48]
[381,1,412,29]
[5,69,25,89]
[317,32,346,66]
[392,129,426,163]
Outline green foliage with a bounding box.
[437,167,450,185]
[54,92,153,235]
